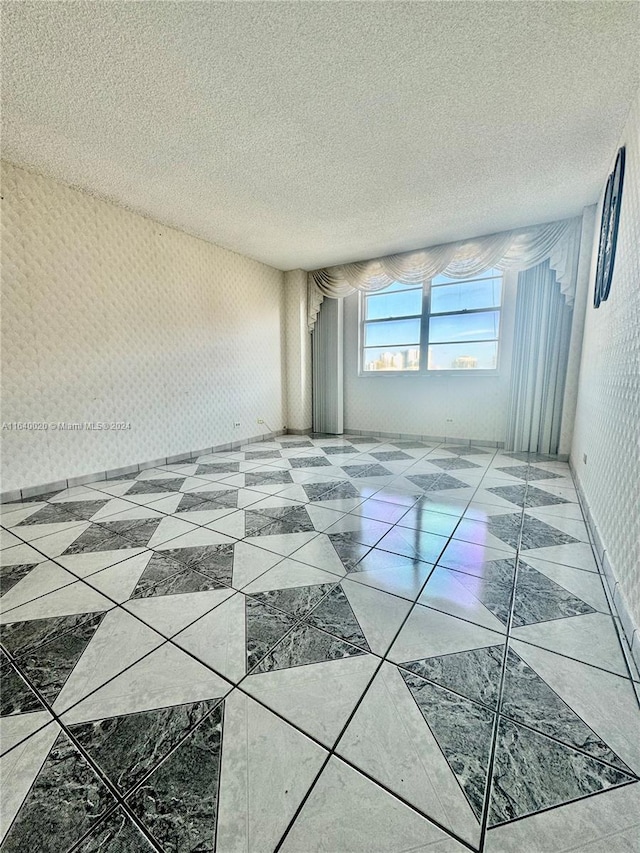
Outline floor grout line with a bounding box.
[2,442,637,852]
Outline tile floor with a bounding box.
[1,435,639,853]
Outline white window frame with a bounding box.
[358,273,503,377]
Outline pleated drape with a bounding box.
[505,261,573,454]
[311,296,344,435]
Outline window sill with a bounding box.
[357,370,502,379]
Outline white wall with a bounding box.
[571,89,640,650]
[343,271,518,443]
[283,270,312,433]
[0,162,286,491]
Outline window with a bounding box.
[360,269,502,373]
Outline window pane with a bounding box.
[431,268,502,286]
[365,288,422,320]
[430,279,502,314]
[364,318,421,347]
[375,280,422,293]
[363,346,420,371]
[429,310,500,344]
[428,341,498,370]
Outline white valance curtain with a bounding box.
[308,216,582,330]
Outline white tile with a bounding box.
[216,690,327,853]
[280,756,450,853]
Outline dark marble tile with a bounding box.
[519,516,579,550]
[159,543,235,586]
[245,598,298,671]
[431,474,473,491]
[447,446,490,456]
[279,439,313,448]
[14,502,88,526]
[511,561,595,626]
[253,622,366,673]
[1,611,105,659]
[74,808,155,852]
[127,705,223,852]
[496,465,562,482]
[503,452,557,463]
[0,563,39,597]
[106,471,141,482]
[132,566,226,599]
[400,669,494,820]
[249,583,334,618]
[526,465,564,481]
[70,699,222,795]
[327,533,371,570]
[487,485,569,509]
[246,504,304,523]
[54,500,113,522]
[495,466,529,482]
[306,585,371,652]
[175,492,221,513]
[245,471,293,487]
[501,650,631,771]
[207,489,239,509]
[1,652,43,715]
[100,519,163,549]
[487,513,578,552]
[348,437,381,445]
[391,440,429,449]
[63,524,143,555]
[371,451,413,461]
[195,462,239,475]
[406,474,443,491]
[288,456,331,468]
[320,445,356,455]
[489,718,634,826]
[245,506,315,538]
[430,458,481,471]
[342,464,392,478]
[127,553,186,587]
[1,613,106,704]
[126,479,186,495]
[453,560,516,626]
[245,450,282,460]
[400,645,504,709]
[486,514,524,549]
[244,507,315,536]
[1,731,116,853]
[302,482,361,502]
[407,473,468,492]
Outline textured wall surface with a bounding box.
[283,270,312,432]
[343,272,519,443]
[571,89,640,637]
[0,162,285,491]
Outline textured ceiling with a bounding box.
[2,2,639,271]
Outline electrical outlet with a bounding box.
[583,453,587,464]
[233,420,241,428]
[257,418,264,424]
[446,418,454,423]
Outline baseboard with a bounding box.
[344,427,504,448]
[0,429,286,503]
[286,427,313,435]
[570,460,640,680]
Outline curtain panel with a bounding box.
[505,261,573,454]
[307,216,582,331]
